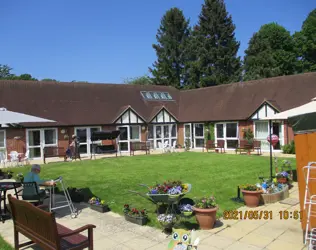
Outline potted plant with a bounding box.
[243,128,254,155]
[16,173,24,182]
[88,197,109,213]
[2,170,13,179]
[157,213,177,229]
[123,204,148,225]
[240,184,263,207]
[180,204,193,217]
[192,195,217,230]
[276,171,291,184]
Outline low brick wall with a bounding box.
[261,185,289,204]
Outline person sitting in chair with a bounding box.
[23,164,55,202]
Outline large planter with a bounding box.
[192,206,217,230]
[261,185,289,204]
[124,213,147,226]
[89,204,110,213]
[68,188,84,203]
[241,190,262,207]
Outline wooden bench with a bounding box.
[205,140,225,153]
[44,147,67,164]
[8,194,96,250]
[235,140,262,155]
[130,141,150,156]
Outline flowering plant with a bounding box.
[16,173,24,182]
[180,204,193,212]
[194,196,217,209]
[123,204,147,218]
[88,197,107,206]
[260,179,286,194]
[157,214,177,225]
[148,180,189,195]
[240,184,262,192]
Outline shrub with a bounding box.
[282,140,295,154]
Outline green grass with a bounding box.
[0,235,13,250]
[7,152,296,228]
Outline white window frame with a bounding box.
[26,128,58,159]
[148,124,177,149]
[193,123,204,149]
[117,125,142,152]
[0,130,6,154]
[183,123,192,149]
[75,126,101,155]
[214,122,239,150]
[253,121,284,152]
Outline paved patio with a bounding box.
[0,183,305,250]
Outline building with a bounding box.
[1,72,316,160]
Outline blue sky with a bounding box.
[1,0,314,83]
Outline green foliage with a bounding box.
[0,64,38,81]
[194,195,217,209]
[244,23,296,81]
[185,138,191,151]
[204,122,215,141]
[41,78,58,82]
[243,128,254,143]
[150,8,191,88]
[185,0,241,88]
[124,75,153,85]
[239,184,261,191]
[294,9,316,73]
[282,140,295,154]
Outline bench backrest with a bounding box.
[8,195,60,249]
[253,140,261,147]
[217,140,225,148]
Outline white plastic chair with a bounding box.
[157,142,164,153]
[21,150,30,165]
[8,151,19,167]
[164,140,170,153]
[171,140,177,152]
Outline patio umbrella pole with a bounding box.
[269,120,273,182]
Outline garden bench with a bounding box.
[205,140,225,153]
[44,147,67,164]
[235,140,261,155]
[8,194,96,250]
[130,141,150,156]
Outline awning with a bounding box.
[261,97,316,121]
[0,108,55,125]
[288,112,316,133]
[91,131,121,141]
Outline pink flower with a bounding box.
[202,199,206,203]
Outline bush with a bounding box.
[282,140,295,154]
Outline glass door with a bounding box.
[163,125,170,147]
[155,125,162,148]
[118,126,129,152]
[27,129,42,158]
[184,123,192,149]
[194,124,204,148]
[76,128,88,154]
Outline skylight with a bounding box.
[141,91,173,101]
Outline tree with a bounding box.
[185,0,241,88]
[294,9,316,73]
[0,64,14,79]
[18,74,38,81]
[149,8,190,88]
[243,23,296,81]
[124,75,153,85]
[42,78,58,82]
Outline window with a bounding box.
[0,131,5,153]
[44,129,57,145]
[130,126,140,140]
[194,123,204,148]
[215,122,238,149]
[140,91,173,101]
[148,125,153,139]
[255,122,269,138]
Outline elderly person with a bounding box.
[23,164,55,201]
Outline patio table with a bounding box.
[0,180,21,222]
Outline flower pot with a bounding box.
[241,190,262,207]
[124,213,147,226]
[277,178,288,184]
[192,206,217,230]
[89,204,110,213]
[182,211,193,217]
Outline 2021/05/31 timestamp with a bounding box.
[223,210,302,220]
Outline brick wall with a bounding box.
[178,123,184,146]
[238,121,254,139]
[284,121,294,144]
[5,128,26,154]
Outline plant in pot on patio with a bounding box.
[179,203,193,217]
[68,187,85,203]
[192,195,218,230]
[123,204,148,226]
[16,173,24,182]
[240,184,263,207]
[88,197,110,213]
[276,171,291,184]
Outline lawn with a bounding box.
[0,235,13,250]
[6,152,296,228]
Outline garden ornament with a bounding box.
[168,228,200,250]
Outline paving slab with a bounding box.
[225,241,262,250]
[265,239,305,250]
[239,232,274,248]
[201,235,235,249]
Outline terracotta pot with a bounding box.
[278,178,288,184]
[241,190,262,207]
[192,206,217,230]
